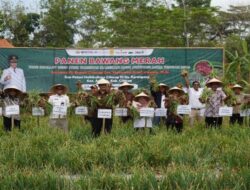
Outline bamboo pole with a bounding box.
[37,116,40,127]
[11,116,14,130]
[102,118,106,135]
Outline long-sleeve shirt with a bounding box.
[48,94,70,119]
[1,67,26,92]
[150,86,167,108]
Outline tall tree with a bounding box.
[175,0,211,8]
[208,5,250,44]
[0,1,40,46]
[76,0,107,47]
[35,0,80,47]
[100,0,184,47]
[0,11,4,37]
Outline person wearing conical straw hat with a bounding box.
[230,84,245,125]
[164,86,185,133]
[202,78,227,128]
[182,72,205,126]
[132,92,156,133]
[2,85,23,131]
[88,78,124,137]
[118,81,135,123]
[149,75,169,126]
[48,84,70,132]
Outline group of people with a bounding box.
[0,55,249,136]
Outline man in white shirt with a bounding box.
[1,55,26,92]
[48,84,70,132]
[183,74,205,126]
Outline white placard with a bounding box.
[139,108,155,117]
[240,109,250,117]
[114,108,128,117]
[5,105,20,115]
[98,109,112,119]
[177,105,191,115]
[0,107,2,116]
[155,108,167,117]
[32,107,45,116]
[75,106,88,115]
[52,106,67,115]
[219,106,233,116]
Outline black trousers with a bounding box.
[230,114,243,125]
[165,117,183,133]
[121,116,132,123]
[205,117,223,128]
[91,117,112,137]
[3,116,21,131]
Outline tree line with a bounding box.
[0,0,249,83]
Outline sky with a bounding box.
[6,0,250,12]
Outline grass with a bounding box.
[0,115,249,189]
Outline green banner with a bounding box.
[0,48,223,92]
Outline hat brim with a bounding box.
[118,85,134,90]
[4,88,22,95]
[158,85,169,90]
[134,95,150,101]
[98,83,109,86]
[50,84,68,94]
[232,86,243,90]
[206,81,222,87]
[168,89,184,95]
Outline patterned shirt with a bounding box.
[204,89,226,117]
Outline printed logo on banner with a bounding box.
[140,108,155,117]
[52,106,67,115]
[32,107,45,116]
[98,109,112,119]
[177,105,191,115]
[66,49,154,56]
[114,108,128,117]
[219,106,233,116]
[155,108,167,117]
[5,105,20,115]
[240,109,250,117]
[75,106,88,115]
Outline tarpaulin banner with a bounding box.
[0,47,224,92]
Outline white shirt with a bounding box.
[161,94,165,108]
[48,94,70,119]
[1,67,26,92]
[188,88,205,109]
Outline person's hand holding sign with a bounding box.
[4,73,11,81]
